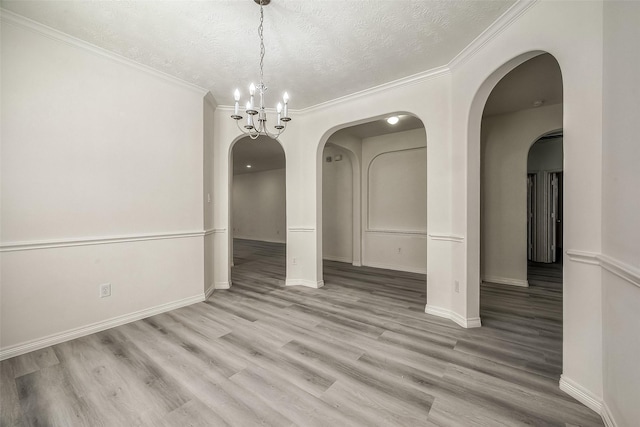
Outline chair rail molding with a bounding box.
[366,228,427,236]
[428,233,465,243]
[566,249,640,289]
[288,227,316,233]
[0,230,206,252]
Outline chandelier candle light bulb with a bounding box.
[283,92,289,118]
[246,102,253,127]
[230,0,292,139]
[234,89,240,116]
[277,102,282,126]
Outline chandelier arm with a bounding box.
[235,119,260,140]
[266,121,287,140]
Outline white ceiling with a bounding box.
[483,53,563,116]
[233,136,285,175]
[330,114,425,140]
[2,0,516,108]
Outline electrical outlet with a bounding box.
[454,280,460,293]
[100,283,111,298]
[292,257,297,265]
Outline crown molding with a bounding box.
[2,1,539,112]
[297,65,450,114]
[447,0,539,70]
[0,8,209,96]
[216,1,538,113]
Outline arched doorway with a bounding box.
[480,53,563,289]
[318,114,427,288]
[230,135,287,287]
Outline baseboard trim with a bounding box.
[482,276,529,287]
[205,284,215,299]
[214,281,232,290]
[0,294,204,361]
[425,304,482,328]
[559,375,603,414]
[323,255,353,264]
[364,261,426,275]
[233,236,286,245]
[285,279,324,289]
[601,401,618,427]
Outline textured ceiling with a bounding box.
[2,0,516,108]
[483,53,563,116]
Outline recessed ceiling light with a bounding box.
[533,100,544,107]
[387,116,400,125]
[246,164,252,168]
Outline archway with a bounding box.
[229,135,287,286]
[474,52,568,375]
[317,114,427,289]
[480,53,563,290]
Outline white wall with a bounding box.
[232,168,286,244]
[204,94,216,296]
[0,19,206,356]
[601,2,640,425]
[481,104,562,287]
[322,145,353,263]
[362,128,427,273]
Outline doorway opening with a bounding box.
[527,132,564,287]
[230,135,287,287]
[319,114,427,291]
[479,52,564,377]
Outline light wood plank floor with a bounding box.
[1,239,603,426]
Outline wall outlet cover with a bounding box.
[100,283,112,298]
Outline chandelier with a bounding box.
[231,0,291,140]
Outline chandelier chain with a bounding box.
[258,1,265,87]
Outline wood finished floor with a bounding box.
[0,239,603,426]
